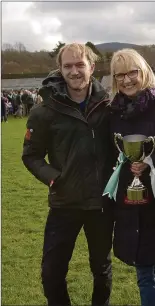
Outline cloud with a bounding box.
[2,1,155,51]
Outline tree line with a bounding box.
[1,41,155,78]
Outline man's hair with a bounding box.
[56,43,99,67]
[110,48,155,99]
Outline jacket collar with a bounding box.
[39,70,109,121]
[40,69,109,105]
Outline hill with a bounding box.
[95,42,141,52]
[1,42,155,78]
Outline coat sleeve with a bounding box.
[22,107,61,186]
[144,138,155,167]
[151,144,155,166]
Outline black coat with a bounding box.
[22,71,115,210]
[109,91,155,266]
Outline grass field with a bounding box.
[2,117,140,305]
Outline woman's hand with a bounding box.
[131,162,149,177]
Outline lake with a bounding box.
[2,77,44,90]
[2,75,111,90]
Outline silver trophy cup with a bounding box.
[114,134,155,204]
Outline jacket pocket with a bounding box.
[49,173,62,195]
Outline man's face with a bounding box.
[60,49,94,91]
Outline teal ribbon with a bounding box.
[103,152,127,201]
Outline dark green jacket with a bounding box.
[22,70,115,209]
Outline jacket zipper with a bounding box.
[47,96,106,211]
[49,96,106,187]
[92,128,99,184]
[90,100,108,211]
[92,128,103,211]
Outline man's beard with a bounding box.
[67,78,87,92]
[67,84,84,92]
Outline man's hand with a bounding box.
[131,162,148,177]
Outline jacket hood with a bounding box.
[42,69,63,86]
[39,69,109,104]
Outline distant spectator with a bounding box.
[21,90,29,116]
[14,90,23,118]
[1,96,8,122]
[26,91,34,113]
[16,90,22,106]
[21,90,34,116]
[7,101,13,115]
[36,93,43,104]
[14,104,23,118]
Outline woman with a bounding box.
[108,49,155,306]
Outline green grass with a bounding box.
[2,117,140,305]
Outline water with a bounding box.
[2,75,111,90]
[2,77,44,90]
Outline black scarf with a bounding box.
[111,88,155,119]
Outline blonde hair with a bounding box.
[56,43,99,67]
[110,48,155,99]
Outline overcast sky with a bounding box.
[2,1,155,52]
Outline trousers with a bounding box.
[41,208,114,306]
[136,265,155,306]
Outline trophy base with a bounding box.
[124,186,149,205]
[124,197,149,205]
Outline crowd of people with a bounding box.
[1,88,43,122]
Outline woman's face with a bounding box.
[114,63,143,96]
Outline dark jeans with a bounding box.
[136,265,155,306]
[41,208,114,306]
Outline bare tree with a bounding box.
[14,42,27,52]
[2,43,14,51]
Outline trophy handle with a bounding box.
[114,133,123,153]
[143,136,155,158]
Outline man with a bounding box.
[21,90,29,116]
[22,43,115,306]
[21,90,34,116]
